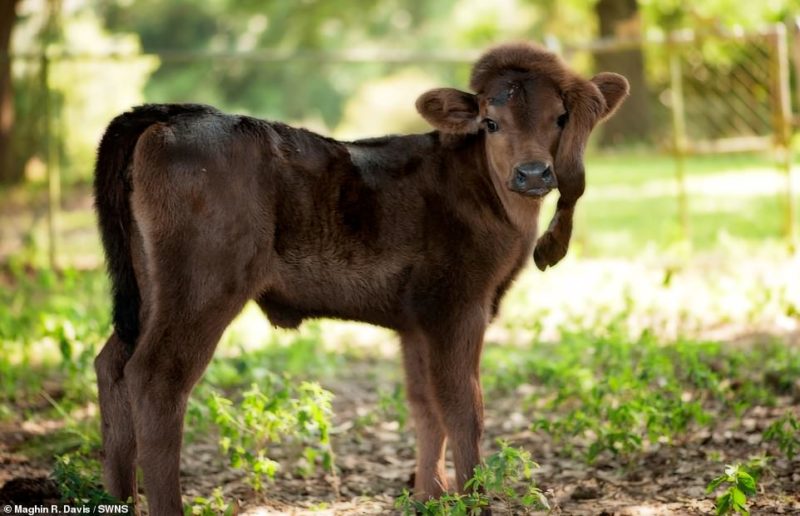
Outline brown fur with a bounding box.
[471,42,629,269]
[93,42,627,514]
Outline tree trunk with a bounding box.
[0,0,20,183]
[594,0,651,146]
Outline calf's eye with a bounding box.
[557,112,568,128]
[484,119,499,133]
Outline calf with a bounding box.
[93,42,628,514]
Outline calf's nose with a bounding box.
[513,161,557,191]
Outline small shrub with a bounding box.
[52,454,122,506]
[763,413,799,460]
[396,489,488,516]
[183,487,237,516]
[204,374,335,490]
[395,442,548,515]
[378,383,409,430]
[467,442,549,512]
[742,454,770,482]
[706,464,757,516]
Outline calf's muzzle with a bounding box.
[510,161,557,197]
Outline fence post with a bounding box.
[41,49,60,270]
[668,42,690,244]
[792,18,800,129]
[41,0,62,270]
[769,23,796,251]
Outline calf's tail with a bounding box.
[93,104,208,353]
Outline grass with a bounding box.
[485,332,798,462]
[571,151,799,255]
[586,151,784,186]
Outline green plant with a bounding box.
[183,487,236,516]
[742,454,770,482]
[395,442,548,515]
[378,383,409,430]
[52,454,123,506]
[467,442,549,512]
[763,413,800,460]
[396,489,489,516]
[0,265,110,413]
[526,332,724,462]
[203,374,335,490]
[706,464,757,515]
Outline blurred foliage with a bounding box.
[47,11,156,179]
[98,0,465,129]
[10,0,156,183]
[4,0,800,182]
[640,0,800,33]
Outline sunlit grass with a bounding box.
[571,152,800,255]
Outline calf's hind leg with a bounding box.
[121,220,256,514]
[121,120,265,514]
[124,287,248,515]
[95,333,137,503]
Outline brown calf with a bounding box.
[93,42,628,514]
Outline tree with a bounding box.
[0,0,21,183]
[98,0,464,130]
[594,0,652,145]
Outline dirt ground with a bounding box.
[1,351,798,515]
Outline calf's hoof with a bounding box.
[533,230,568,271]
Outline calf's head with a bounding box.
[416,43,629,267]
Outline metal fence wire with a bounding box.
[681,34,774,144]
[562,23,796,245]
[672,25,795,245]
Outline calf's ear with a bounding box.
[416,88,480,134]
[591,72,629,121]
[534,75,628,271]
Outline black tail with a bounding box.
[94,103,213,354]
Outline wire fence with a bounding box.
[576,25,797,247]
[675,24,795,245]
[1,23,798,267]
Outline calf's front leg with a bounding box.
[400,331,448,499]
[533,198,576,270]
[423,310,487,490]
